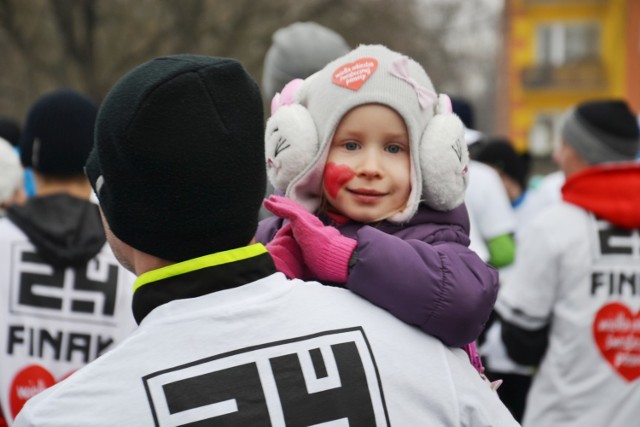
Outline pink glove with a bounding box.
[266,224,307,279]
[263,196,357,283]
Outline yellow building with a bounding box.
[496,0,640,158]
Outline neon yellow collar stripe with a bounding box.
[133,243,268,292]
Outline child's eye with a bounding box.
[344,141,360,151]
[386,144,404,154]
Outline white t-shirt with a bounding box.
[514,170,564,239]
[467,210,490,262]
[497,202,640,427]
[15,273,519,427]
[465,160,517,246]
[481,171,565,374]
[0,219,136,425]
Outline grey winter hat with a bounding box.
[562,99,640,164]
[264,44,469,222]
[262,22,350,102]
[85,54,266,262]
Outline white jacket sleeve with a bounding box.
[495,214,558,330]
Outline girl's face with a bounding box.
[323,104,411,223]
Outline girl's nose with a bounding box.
[357,149,383,178]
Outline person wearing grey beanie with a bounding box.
[259,22,351,221]
[15,54,519,427]
[495,99,640,427]
[262,22,350,102]
[561,99,640,169]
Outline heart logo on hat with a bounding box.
[332,58,378,91]
[593,302,640,382]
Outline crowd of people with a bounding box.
[0,21,638,427]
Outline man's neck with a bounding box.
[34,173,92,200]
[131,250,175,276]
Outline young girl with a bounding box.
[256,45,498,374]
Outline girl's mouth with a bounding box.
[347,188,386,203]
[348,188,385,196]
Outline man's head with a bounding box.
[556,99,640,177]
[475,138,530,202]
[20,89,98,178]
[85,55,266,263]
[450,96,485,157]
[0,117,21,147]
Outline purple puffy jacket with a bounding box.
[255,202,498,347]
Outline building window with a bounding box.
[537,22,600,66]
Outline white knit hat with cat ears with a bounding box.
[265,44,469,222]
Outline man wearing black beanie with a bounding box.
[0,89,136,425]
[496,99,640,427]
[14,55,519,426]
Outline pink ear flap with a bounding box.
[420,94,469,211]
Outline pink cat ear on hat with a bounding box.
[437,93,452,114]
[271,78,304,115]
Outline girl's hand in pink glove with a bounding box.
[266,224,307,279]
[263,196,357,284]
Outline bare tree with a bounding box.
[0,0,500,129]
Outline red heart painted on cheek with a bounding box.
[324,162,355,199]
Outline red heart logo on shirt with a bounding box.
[9,365,76,419]
[332,58,378,91]
[593,302,640,382]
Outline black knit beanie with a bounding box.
[562,99,640,164]
[85,54,266,262]
[451,96,475,129]
[21,89,98,175]
[475,138,530,190]
[0,116,20,147]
